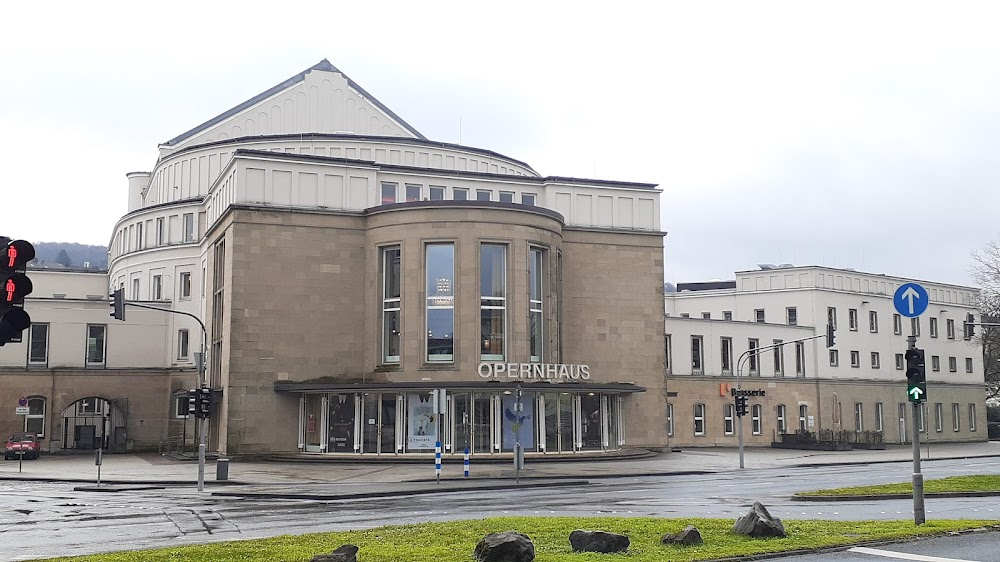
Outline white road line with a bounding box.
[848,546,979,562]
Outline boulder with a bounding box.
[474,531,535,562]
[733,502,787,538]
[569,530,630,553]
[310,544,359,562]
[661,525,704,546]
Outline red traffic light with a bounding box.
[1,240,35,272]
[2,273,32,304]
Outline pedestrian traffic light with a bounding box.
[825,322,836,348]
[735,395,748,417]
[194,387,212,419]
[963,314,975,341]
[109,287,125,321]
[0,238,35,346]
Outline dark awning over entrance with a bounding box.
[274,380,646,394]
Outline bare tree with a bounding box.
[970,243,1000,400]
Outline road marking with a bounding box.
[848,547,978,562]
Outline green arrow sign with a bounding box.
[907,384,927,403]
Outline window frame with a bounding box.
[948,356,957,373]
[869,310,878,333]
[381,246,402,364]
[772,340,784,376]
[952,403,961,432]
[177,328,189,360]
[476,189,492,201]
[751,404,762,435]
[871,352,880,369]
[380,182,398,204]
[799,404,808,431]
[27,323,49,366]
[754,309,765,323]
[723,403,735,435]
[777,404,787,434]
[874,402,883,432]
[854,402,864,431]
[893,313,902,335]
[929,317,938,338]
[946,318,955,339]
[404,183,422,202]
[529,247,545,363]
[183,213,195,243]
[850,350,860,368]
[827,306,837,330]
[179,271,192,300]
[931,355,941,371]
[453,188,469,200]
[664,335,672,374]
[425,243,455,363]
[895,353,904,370]
[829,349,839,367]
[429,186,445,201]
[965,357,974,373]
[693,403,706,436]
[720,337,732,375]
[748,338,759,375]
[498,191,515,203]
[691,336,704,374]
[25,397,46,438]
[934,403,943,433]
[85,324,107,367]
[794,341,805,376]
[970,404,977,431]
[667,403,674,437]
[479,243,507,361]
[786,307,797,326]
[521,193,536,206]
[848,308,858,331]
[151,274,162,300]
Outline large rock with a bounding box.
[310,544,358,562]
[569,530,630,553]
[474,531,535,562]
[733,502,787,538]
[661,525,704,546]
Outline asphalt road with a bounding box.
[1,456,998,561]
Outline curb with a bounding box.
[793,490,1000,501]
[789,452,1000,469]
[210,479,591,501]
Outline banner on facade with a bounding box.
[407,393,438,450]
[501,395,535,450]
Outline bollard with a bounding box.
[464,447,470,477]
[435,441,441,483]
[216,458,230,481]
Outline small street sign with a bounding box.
[17,396,27,407]
[908,382,927,403]
[15,406,28,415]
[894,283,929,318]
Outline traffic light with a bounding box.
[194,387,212,419]
[904,348,927,403]
[735,395,748,417]
[109,287,126,321]
[0,238,36,346]
[187,389,198,416]
[825,322,836,348]
[963,314,975,341]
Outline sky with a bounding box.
[1,1,998,287]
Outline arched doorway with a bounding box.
[60,397,129,452]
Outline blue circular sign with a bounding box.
[893,283,929,318]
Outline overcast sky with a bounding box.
[1,1,998,287]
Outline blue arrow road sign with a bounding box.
[894,283,929,318]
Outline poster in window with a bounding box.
[501,394,535,450]
[327,394,355,452]
[407,393,437,450]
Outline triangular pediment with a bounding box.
[161,59,425,151]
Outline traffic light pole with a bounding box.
[120,301,209,492]
[907,336,925,525]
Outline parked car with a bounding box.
[5,432,40,460]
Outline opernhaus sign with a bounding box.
[478,362,591,380]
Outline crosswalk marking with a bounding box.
[848,546,978,562]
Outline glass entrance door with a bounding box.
[472,393,494,453]
[327,393,356,453]
[303,394,324,452]
[453,392,472,453]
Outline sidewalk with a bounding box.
[2,441,997,491]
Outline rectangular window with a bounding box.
[723,403,734,435]
[86,324,106,366]
[751,404,762,435]
[529,248,544,362]
[777,404,787,434]
[748,339,759,375]
[667,404,674,436]
[934,403,943,432]
[869,310,878,333]
[773,340,784,376]
[453,188,469,200]
[382,246,402,364]
[948,357,957,372]
[723,311,733,321]
[911,317,920,337]
[829,349,839,367]
[799,405,808,431]
[918,405,926,432]
[691,336,704,374]
[211,240,225,386]
[931,355,940,371]
[136,222,144,249]
[755,309,765,323]
[151,274,162,300]
[664,335,672,374]
[701,312,711,319]
[177,328,189,360]
[480,244,507,361]
[795,342,805,376]
[875,402,883,432]
[947,318,955,339]
[929,317,938,338]
[721,337,732,374]
[970,404,977,431]
[175,394,191,418]
[405,184,421,202]
[693,404,705,436]
[426,244,455,362]
[521,193,536,206]
[871,352,880,369]
[179,272,192,299]
[850,350,860,368]
[895,353,904,370]
[952,403,961,432]
[476,189,492,201]
[381,182,397,204]
[849,309,858,331]
[499,191,514,203]
[786,307,797,326]
[827,307,837,330]
[854,403,864,431]
[893,313,902,335]
[966,358,974,373]
[131,278,140,300]
[183,213,195,242]
[429,186,445,201]
[28,323,49,365]
[156,217,165,245]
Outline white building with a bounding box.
[664,265,986,447]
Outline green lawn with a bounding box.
[35,517,998,562]
[798,475,1000,497]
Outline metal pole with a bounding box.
[197,336,207,492]
[737,358,745,469]
[515,385,522,484]
[907,335,925,525]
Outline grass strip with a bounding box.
[34,516,998,562]
[798,474,1000,497]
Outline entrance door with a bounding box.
[328,394,356,453]
[472,393,493,454]
[453,392,472,453]
[362,393,379,453]
[303,394,324,452]
[379,394,397,454]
